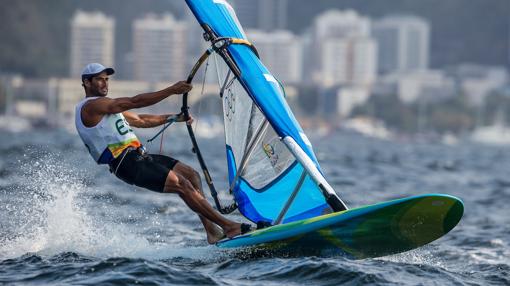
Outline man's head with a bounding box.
[81,63,115,97]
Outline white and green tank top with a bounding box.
[75,97,141,164]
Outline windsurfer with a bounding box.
[75,63,250,244]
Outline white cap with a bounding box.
[81,63,115,80]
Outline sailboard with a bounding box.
[181,0,463,258]
[217,194,463,258]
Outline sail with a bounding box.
[186,0,336,224]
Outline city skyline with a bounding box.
[0,1,509,136]
[67,8,431,86]
[2,0,507,79]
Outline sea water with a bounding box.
[0,129,508,285]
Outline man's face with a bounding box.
[85,71,109,97]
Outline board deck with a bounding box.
[217,194,463,259]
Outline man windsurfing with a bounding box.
[75,63,250,244]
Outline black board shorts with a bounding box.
[109,149,179,193]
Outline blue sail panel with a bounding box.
[187,0,333,223]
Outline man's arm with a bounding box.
[81,81,192,127]
[123,112,170,128]
[124,112,194,128]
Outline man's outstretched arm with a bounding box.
[81,81,192,127]
[124,112,194,128]
[123,112,167,128]
[84,81,192,115]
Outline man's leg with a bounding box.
[172,163,224,244]
[164,162,244,243]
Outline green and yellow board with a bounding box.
[217,194,463,259]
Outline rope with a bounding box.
[159,128,164,154]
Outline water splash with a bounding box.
[0,150,153,259]
[0,149,233,262]
[378,246,446,269]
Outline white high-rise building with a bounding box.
[133,14,187,82]
[231,0,288,31]
[247,29,302,84]
[70,11,115,78]
[314,10,370,39]
[373,15,430,74]
[312,10,377,87]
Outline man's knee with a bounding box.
[192,170,201,184]
[175,163,202,188]
[164,171,196,196]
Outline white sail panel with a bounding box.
[216,56,295,190]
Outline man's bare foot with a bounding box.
[206,225,225,244]
[223,223,251,238]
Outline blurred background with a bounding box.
[0,0,509,144]
[1,3,509,284]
